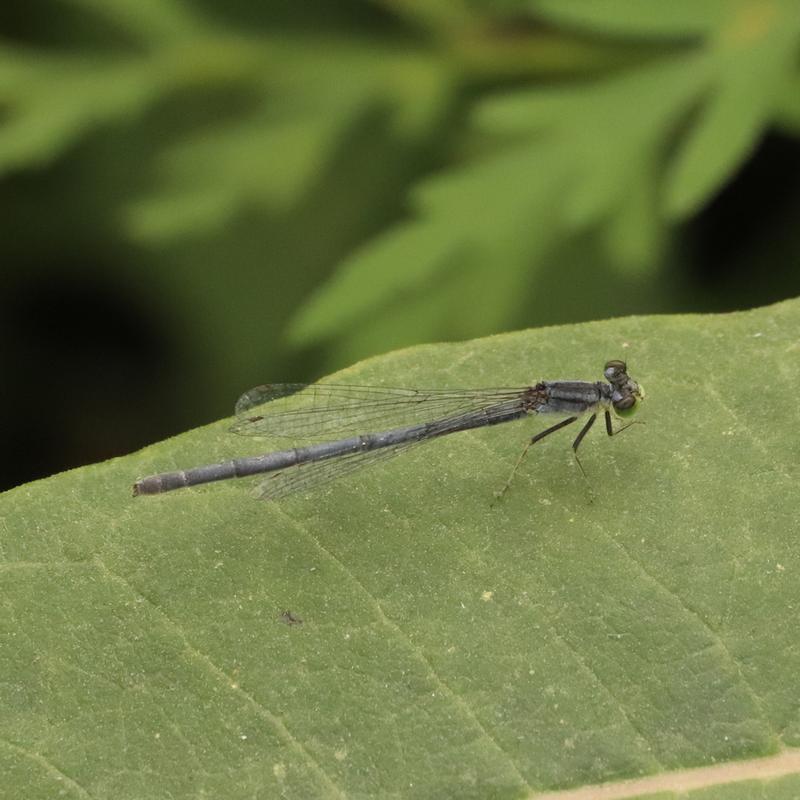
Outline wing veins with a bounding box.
[233,384,528,440]
[254,396,529,499]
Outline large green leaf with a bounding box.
[3,298,800,798]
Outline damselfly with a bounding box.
[133,360,644,500]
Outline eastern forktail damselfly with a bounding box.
[133,360,644,500]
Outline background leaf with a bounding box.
[3,298,799,798]
[290,0,800,358]
[3,0,800,494]
[530,0,744,37]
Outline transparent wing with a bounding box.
[255,441,420,500]
[232,383,530,442]
[234,384,308,414]
[252,395,530,500]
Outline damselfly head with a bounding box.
[604,360,644,416]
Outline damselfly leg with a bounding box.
[604,409,644,437]
[494,408,639,503]
[493,416,578,503]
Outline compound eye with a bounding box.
[604,360,626,380]
[614,395,635,411]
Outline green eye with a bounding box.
[615,400,639,418]
[614,381,645,417]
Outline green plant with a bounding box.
[2,298,799,798]
[3,1,800,376]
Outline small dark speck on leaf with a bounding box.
[280,610,303,626]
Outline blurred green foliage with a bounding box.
[2,0,800,488]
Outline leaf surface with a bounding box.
[3,299,800,798]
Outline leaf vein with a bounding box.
[91,557,348,800]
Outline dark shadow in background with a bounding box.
[0,270,174,492]
[686,132,800,309]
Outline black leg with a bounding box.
[530,415,580,445]
[493,416,578,503]
[571,413,596,478]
